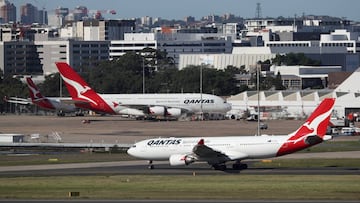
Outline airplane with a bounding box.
[5,77,79,116]
[127,98,335,170]
[55,62,231,119]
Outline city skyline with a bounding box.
[10,0,360,21]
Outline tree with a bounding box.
[272,53,321,66]
[0,74,27,113]
[40,73,66,97]
[274,72,286,90]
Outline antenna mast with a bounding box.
[255,2,262,18]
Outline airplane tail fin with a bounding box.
[25,77,55,110]
[290,98,335,139]
[55,62,98,103]
[26,77,44,100]
[277,98,335,156]
[55,62,115,114]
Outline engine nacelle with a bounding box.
[147,106,182,117]
[166,108,182,117]
[169,154,196,166]
[147,106,166,116]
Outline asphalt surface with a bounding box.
[1,114,359,144]
[0,115,360,202]
[0,151,360,177]
[0,115,310,144]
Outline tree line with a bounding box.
[0,52,320,113]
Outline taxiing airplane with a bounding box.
[55,62,231,118]
[127,98,335,170]
[5,77,78,116]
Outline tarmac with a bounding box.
[1,114,358,145]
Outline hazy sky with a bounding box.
[13,0,360,21]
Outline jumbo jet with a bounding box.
[127,98,335,170]
[55,62,231,118]
[5,77,77,116]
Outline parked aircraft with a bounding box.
[5,77,78,116]
[127,98,335,170]
[55,62,231,119]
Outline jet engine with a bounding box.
[147,106,182,117]
[169,154,196,166]
[165,108,181,117]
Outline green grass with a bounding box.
[0,175,359,200]
[0,152,134,166]
[0,141,359,200]
[253,158,360,168]
[303,140,360,153]
[0,140,359,167]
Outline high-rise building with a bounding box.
[0,0,16,23]
[60,19,135,41]
[20,3,38,24]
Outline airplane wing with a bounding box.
[192,139,248,163]
[60,98,90,105]
[123,104,190,111]
[4,97,32,105]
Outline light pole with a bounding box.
[200,64,203,120]
[59,74,62,97]
[142,58,145,94]
[257,64,260,136]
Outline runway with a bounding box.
[0,115,360,177]
[0,158,359,177]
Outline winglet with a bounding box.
[197,139,204,145]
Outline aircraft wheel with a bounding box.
[213,164,227,171]
[232,163,248,170]
[148,160,154,169]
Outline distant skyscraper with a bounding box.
[141,16,152,26]
[38,9,48,25]
[20,3,38,24]
[0,0,16,23]
[184,16,195,23]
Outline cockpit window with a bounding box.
[131,145,136,148]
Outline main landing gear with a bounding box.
[232,161,248,170]
[212,161,248,171]
[148,160,154,169]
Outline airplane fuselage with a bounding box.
[127,98,335,169]
[128,135,293,161]
[98,93,231,116]
[38,97,77,112]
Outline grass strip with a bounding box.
[252,158,360,168]
[0,175,359,200]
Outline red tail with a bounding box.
[277,98,335,156]
[55,62,115,114]
[26,77,55,110]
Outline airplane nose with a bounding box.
[225,103,232,111]
[127,147,135,156]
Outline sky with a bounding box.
[12,0,360,21]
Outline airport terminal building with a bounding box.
[227,67,360,119]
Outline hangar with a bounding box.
[227,67,360,120]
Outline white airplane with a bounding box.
[127,98,335,170]
[5,77,77,116]
[55,62,231,118]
